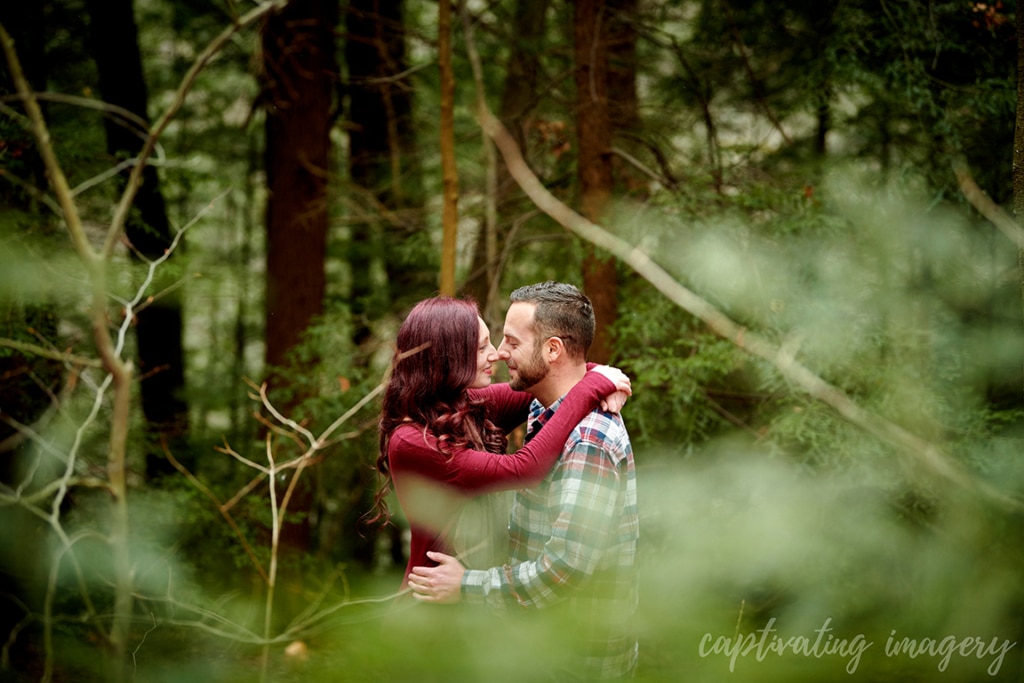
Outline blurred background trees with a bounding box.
[1,0,1022,681]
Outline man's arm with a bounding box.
[409,424,627,608]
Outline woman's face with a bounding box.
[470,317,499,389]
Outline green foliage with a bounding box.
[2,0,1023,680]
[613,277,749,448]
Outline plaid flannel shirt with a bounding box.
[462,393,640,679]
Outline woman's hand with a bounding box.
[408,552,465,603]
[591,364,632,413]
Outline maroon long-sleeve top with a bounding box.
[385,371,615,585]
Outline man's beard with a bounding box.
[509,344,548,392]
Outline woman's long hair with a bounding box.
[370,297,507,524]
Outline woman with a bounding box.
[374,296,629,586]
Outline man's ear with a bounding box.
[545,336,566,361]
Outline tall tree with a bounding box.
[438,0,458,296]
[85,0,189,478]
[259,0,337,572]
[260,0,336,408]
[574,0,617,363]
[461,0,550,321]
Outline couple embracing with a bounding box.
[373,281,639,681]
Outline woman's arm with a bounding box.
[470,383,533,433]
[389,371,620,495]
[470,363,630,432]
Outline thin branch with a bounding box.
[0,23,97,266]
[0,91,152,139]
[221,470,269,513]
[0,477,112,508]
[609,146,675,189]
[101,0,286,259]
[952,156,1024,248]
[474,102,1023,514]
[460,1,499,314]
[315,381,385,446]
[0,338,103,368]
[215,440,271,475]
[71,157,143,198]
[252,380,317,446]
[0,169,65,216]
[163,441,269,583]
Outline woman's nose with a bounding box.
[486,346,500,362]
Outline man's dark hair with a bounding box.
[509,281,595,360]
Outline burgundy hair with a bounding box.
[370,297,507,524]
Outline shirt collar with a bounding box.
[526,394,566,439]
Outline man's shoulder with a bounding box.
[570,409,632,456]
[576,407,629,434]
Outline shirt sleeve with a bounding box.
[469,363,601,434]
[388,371,615,495]
[460,430,624,609]
[469,383,533,433]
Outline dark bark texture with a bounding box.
[574,0,617,364]
[261,0,335,391]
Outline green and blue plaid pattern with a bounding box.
[463,393,640,679]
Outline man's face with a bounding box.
[498,302,550,393]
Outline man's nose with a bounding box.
[496,344,511,360]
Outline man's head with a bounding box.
[499,281,595,402]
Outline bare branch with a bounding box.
[0,169,64,216]
[609,145,675,189]
[0,24,97,266]
[254,380,317,446]
[0,476,112,508]
[214,440,271,475]
[475,103,1023,514]
[952,156,1024,248]
[102,0,286,259]
[221,469,269,513]
[0,338,103,368]
[163,441,269,583]
[0,91,152,139]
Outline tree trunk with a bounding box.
[85,0,189,479]
[260,0,336,573]
[261,0,335,400]
[438,0,458,296]
[462,0,549,322]
[607,0,638,134]
[574,0,617,363]
[607,0,644,198]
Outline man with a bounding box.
[408,281,640,680]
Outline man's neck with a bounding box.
[532,362,588,408]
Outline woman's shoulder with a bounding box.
[388,421,426,448]
[386,422,454,477]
